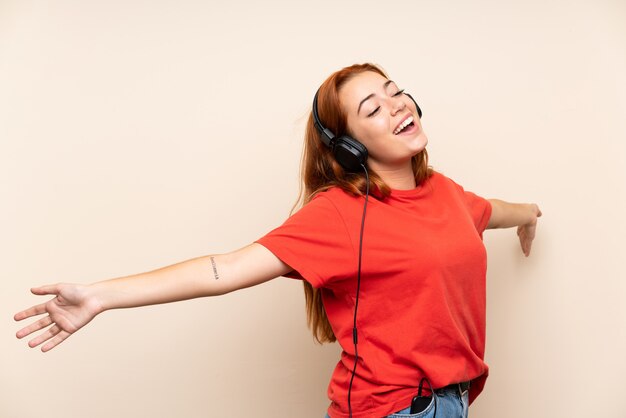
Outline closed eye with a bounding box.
[366,89,405,117]
[367,107,380,117]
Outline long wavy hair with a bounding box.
[296,63,432,343]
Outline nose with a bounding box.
[390,96,406,115]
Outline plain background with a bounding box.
[2,1,625,417]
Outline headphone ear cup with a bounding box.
[404,92,422,118]
[333,135,368,173]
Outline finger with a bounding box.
[31,284,60,296]
[28,324,62,349]
[41,331,71,352]
[522,232,536,257]
[14,302,48,321]
[524,239,533,256]
[520,236,528,257]
[518,227,529,256]
[16,315,53,339]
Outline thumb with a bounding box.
[31,284,61,296]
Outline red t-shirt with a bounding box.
[256,172,492,418]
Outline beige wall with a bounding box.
[2,1,625,417]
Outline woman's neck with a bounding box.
[373,163,417,190]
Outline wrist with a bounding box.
[526,203,541,223]
[86,282,109,314]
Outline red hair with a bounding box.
[295,63,432,343]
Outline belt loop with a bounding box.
[458,381,470,396]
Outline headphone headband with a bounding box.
[312,90,336,148]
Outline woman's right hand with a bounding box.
[14,283,103,352]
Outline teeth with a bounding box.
[394,116,414,134]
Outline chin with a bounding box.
[410,133,428,154]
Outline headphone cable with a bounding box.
[347,164,370,418]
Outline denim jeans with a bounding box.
[324,384,469,418]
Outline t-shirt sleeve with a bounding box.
[255,194,355,288]
[462,189,492,234]
[445,176,492,235]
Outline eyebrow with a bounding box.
[357,80,395,114]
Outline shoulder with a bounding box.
[427,170,454,186]
[419,170,459,194]
[307,187,364,210]
[418,171,484,208]
[426,171,466,193]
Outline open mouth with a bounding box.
[393,116,415,135]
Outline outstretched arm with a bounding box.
[487,199,542,257]
[14,243,291,352]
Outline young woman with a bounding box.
[14,63,541,418]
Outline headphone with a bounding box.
[312,89,422,172]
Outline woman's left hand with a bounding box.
[517,204,542,256]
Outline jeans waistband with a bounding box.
[438,381,471,395]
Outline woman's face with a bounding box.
[339,71,428,172]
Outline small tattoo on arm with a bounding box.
[210,256,220,280]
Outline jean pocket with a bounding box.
[386,396,436,418]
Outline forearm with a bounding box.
[89,243,290,312]
[90,254,230,312]
[487,199,540,229]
